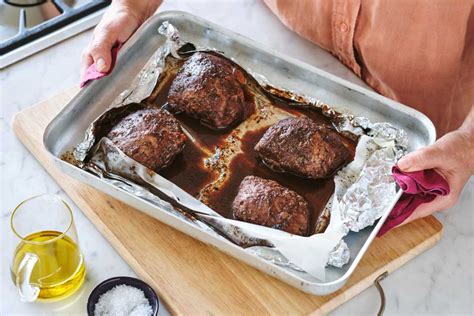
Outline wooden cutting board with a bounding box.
[12,88,443,315]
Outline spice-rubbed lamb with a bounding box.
[232,176,309,236]
[107,107,186,171]
[255,117,352,179]
[167,52,249,129]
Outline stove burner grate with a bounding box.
[4,0,47,8]
[0,0,110,56]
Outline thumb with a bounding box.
[88,35,116,73]
[398,144,443,172]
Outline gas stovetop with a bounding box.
[0,0,110,68]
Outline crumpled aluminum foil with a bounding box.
[339,144,398,232]
[74,22,182,163]
[70,22,408,281]
[327,241,350,268]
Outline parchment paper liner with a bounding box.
[69,22,407,281]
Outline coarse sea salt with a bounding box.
[94,284,153,316]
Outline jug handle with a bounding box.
[16,253,40,302]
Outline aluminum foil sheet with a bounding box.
[69,22,408,281]
[74,22,182,163]
[327,241,350,268]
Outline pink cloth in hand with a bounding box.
[377,166,450,236]
[80,43,122,88]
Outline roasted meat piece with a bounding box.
[255,117,352,179]
[232,176,309,236]
[167,52,249,129]
[107,107,186,171]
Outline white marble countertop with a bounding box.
[1,1,473,315]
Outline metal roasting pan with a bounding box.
[43,11,436,295]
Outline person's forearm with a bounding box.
[459,105,474,173]
[460,105,474,135]
[112,0,163,24]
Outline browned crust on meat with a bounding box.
[107,108,187,171]
[232,176,309,235]
[254,117,352,179]
[167,52,247,129]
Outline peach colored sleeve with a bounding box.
[263,0,363,77]
[263,0,474,136]
[354,1,473,135]
[263,0,335,52]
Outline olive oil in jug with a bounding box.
[11,230,86,300]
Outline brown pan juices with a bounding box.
[204,127,337,235]
[145,52,356,236]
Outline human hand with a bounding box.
[80,0,162,77]
[396,107,474,224]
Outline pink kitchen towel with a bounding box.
[80,43,122,88]
[377,166,450,236]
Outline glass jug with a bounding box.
[9,194,86,302]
